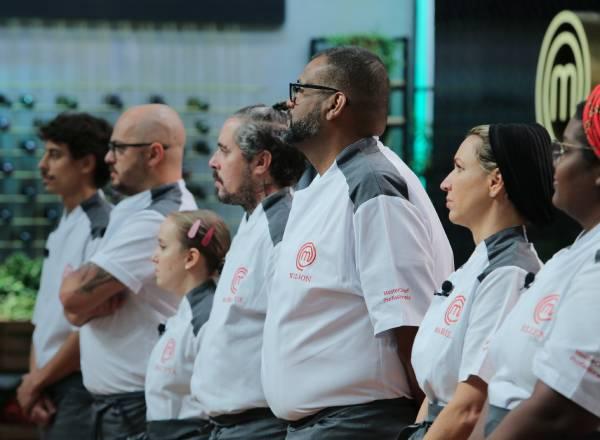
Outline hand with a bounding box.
[17,371,43,414]
[29,395,56,427]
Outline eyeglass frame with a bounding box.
[289,82,345,104]
[551,139,594,162]
[107,141,170,155]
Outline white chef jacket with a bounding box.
[411,226,541,406]
[262,137,454,421]
[191,189,293,416]
[145,280,215,421]
[81,181,197,395]
[487,222,600,418]
[32,192,111,368]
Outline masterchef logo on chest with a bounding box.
[434,295,467,339]
[289,241,317,283]
[222,266,249,304]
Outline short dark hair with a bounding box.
[313,46,389,134]
[233,105,306,187]
[38,112,112,187]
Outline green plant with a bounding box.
[326,34,397,73]
[0,253,42,321]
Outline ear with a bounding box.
[79,154,96,177]
[147,142,167,167]
[251,150,273,179]
[184,247,201,271]
[488,168,505,198]
[325,92,348,121]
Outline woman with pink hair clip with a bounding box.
[144,210,231,439]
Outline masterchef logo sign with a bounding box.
[536,10,600,140]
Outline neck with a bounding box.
[62,185,97,213]
[469,204,525,245]
[576,208,600,233]
[244,182,281,215]
[178,272,211,298]
[301,131,364,175]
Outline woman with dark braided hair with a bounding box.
[144,210,231,440]
[485,86,600,439]
[403,122,555,440]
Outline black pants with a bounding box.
[91,391,146,440]
[286,397,417,440]
[41,372,93,440]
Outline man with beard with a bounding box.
[60,104,197,439]
[190,105,305,439]
[261,47,454,439]
[17,113,112,439]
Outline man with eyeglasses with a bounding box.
[261,46,454,438]
[60,104,197,439]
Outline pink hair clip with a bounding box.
[187,219,202,239]
[187,219,216,248]
[201,226,215,247]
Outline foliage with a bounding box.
[0,253,42,321]
[325,34,397,73]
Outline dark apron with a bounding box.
[286,397,416,440]
[41,372,93,440]
[210,407,288,440]
[397,402,443,440]
[91,391,146,440]
[146,418,212,440]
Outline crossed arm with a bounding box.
[60,262,127,326]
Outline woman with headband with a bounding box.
[144,210,231,440]
[485,89,600,439]
[403,123,555,439]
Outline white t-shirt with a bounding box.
[411,226,541,406]
[487,223,600,417]
[80,180,197,395]
[145,280,215,421]
[262,138,454,421]
[191,189,293,417]
[32,192,112,369]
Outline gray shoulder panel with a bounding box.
[188,279,216,336]
[81,192,112,239]
[146,183,182,217]
[477,227,540,282]
[595,249,600,263]
[295,163,317,191]
[261,188,293,246]
[336,137,408,212]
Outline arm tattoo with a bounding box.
[78,263,115,295]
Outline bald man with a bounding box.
[60,104,197,439]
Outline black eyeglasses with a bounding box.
[551,139,593,162]
[108,141,170,154]
[289,82,342,103]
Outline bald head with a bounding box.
[108,104,185,193]
[115,104,186,150]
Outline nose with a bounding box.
[38,153,48,171]
[440,173,452,192]
[208,153,218,170]
[105,149,115,164]
[151,251,159,264]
